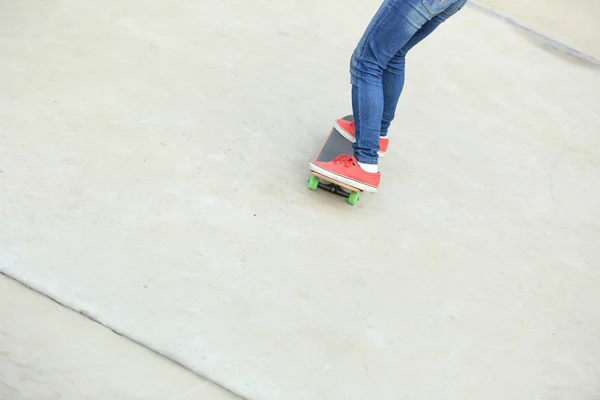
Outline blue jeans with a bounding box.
[350,0,468,164]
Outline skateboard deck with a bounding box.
[308,115,362,205]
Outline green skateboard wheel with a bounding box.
[348,191,360,205]
[308,175,320,191]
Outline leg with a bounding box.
[310,0,467,193]
[381,0,469,136]
[349,0,431,165]
[380,58,405,138]
[380,22,438,136]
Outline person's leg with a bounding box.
[311,0,467,192]
[380,0,468,136]
[349,0,431,167]
[380,21,439,137]
[336,19,432,157]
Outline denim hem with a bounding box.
[354,152,379,165]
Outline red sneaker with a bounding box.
[334,118,357,142]
[334,117,388,156]
[310,154,380,193]
[379,136,389,154]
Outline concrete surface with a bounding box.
[0,275,240,400]
[1,0,600,399]
[473,0,600,61]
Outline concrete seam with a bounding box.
[0,271,249,400]
[467,1,600,67]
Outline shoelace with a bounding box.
[332,154,356,167]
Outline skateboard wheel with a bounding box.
[308,175,320,191]
[348,191,360,205]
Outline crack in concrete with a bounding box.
[0,271,247,400]
[468,1,600,67]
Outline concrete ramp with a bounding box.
[473,0,600,62]
[1,1,599,399]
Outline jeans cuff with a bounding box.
[355,154,379,165]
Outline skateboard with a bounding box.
[307,115,363,205]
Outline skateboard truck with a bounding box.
[315,180,350,198]
[308,174,361,205]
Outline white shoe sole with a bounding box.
[309,162,378,193]
[334,120,387,157]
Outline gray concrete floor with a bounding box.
[473,0,600,61]
[0,275,239,400]
[1,1,599,399]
